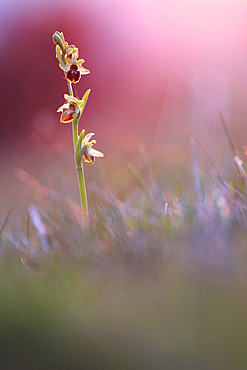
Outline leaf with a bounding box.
[75,129,85,167]
[79,89,91,119]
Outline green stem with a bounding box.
[72,118,78,150]
[77,167,88,212]
[64,73,88,217]
[66,77,73,96]
[72,117,88,214]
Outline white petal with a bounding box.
[83,133,95,144]
[78,66,90,75]
[57,103,69,112]
[87,147,104,157]
[77,58,85,64]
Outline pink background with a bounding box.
[1,0,247,203]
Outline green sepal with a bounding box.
[78,89,91,120]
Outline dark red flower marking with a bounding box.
[67,64,80,83]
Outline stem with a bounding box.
[77,167,88,212]
[64,73,88,217]
[72,118,78,150]
[72,117,88,215]
[66,77,73,96]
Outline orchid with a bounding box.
[52,31,104,219]
[81,133,104,163]
[57,94,86,123]
[60,48,90,83]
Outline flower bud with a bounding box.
[52,31,66,52]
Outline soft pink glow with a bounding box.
[1,0,247,165]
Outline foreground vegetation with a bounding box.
[1,129,247,369]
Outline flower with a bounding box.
[53,31,90,83]
[52,31,67,52]
[59,47,90,83]
[81,133,104,163]
[57,94,85,123]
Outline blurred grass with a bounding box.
[1,133,247,369]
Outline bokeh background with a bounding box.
[3,2,247,369]
[1,0,247,204]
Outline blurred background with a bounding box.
[1,0,247,205]
[2,2,247,368]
